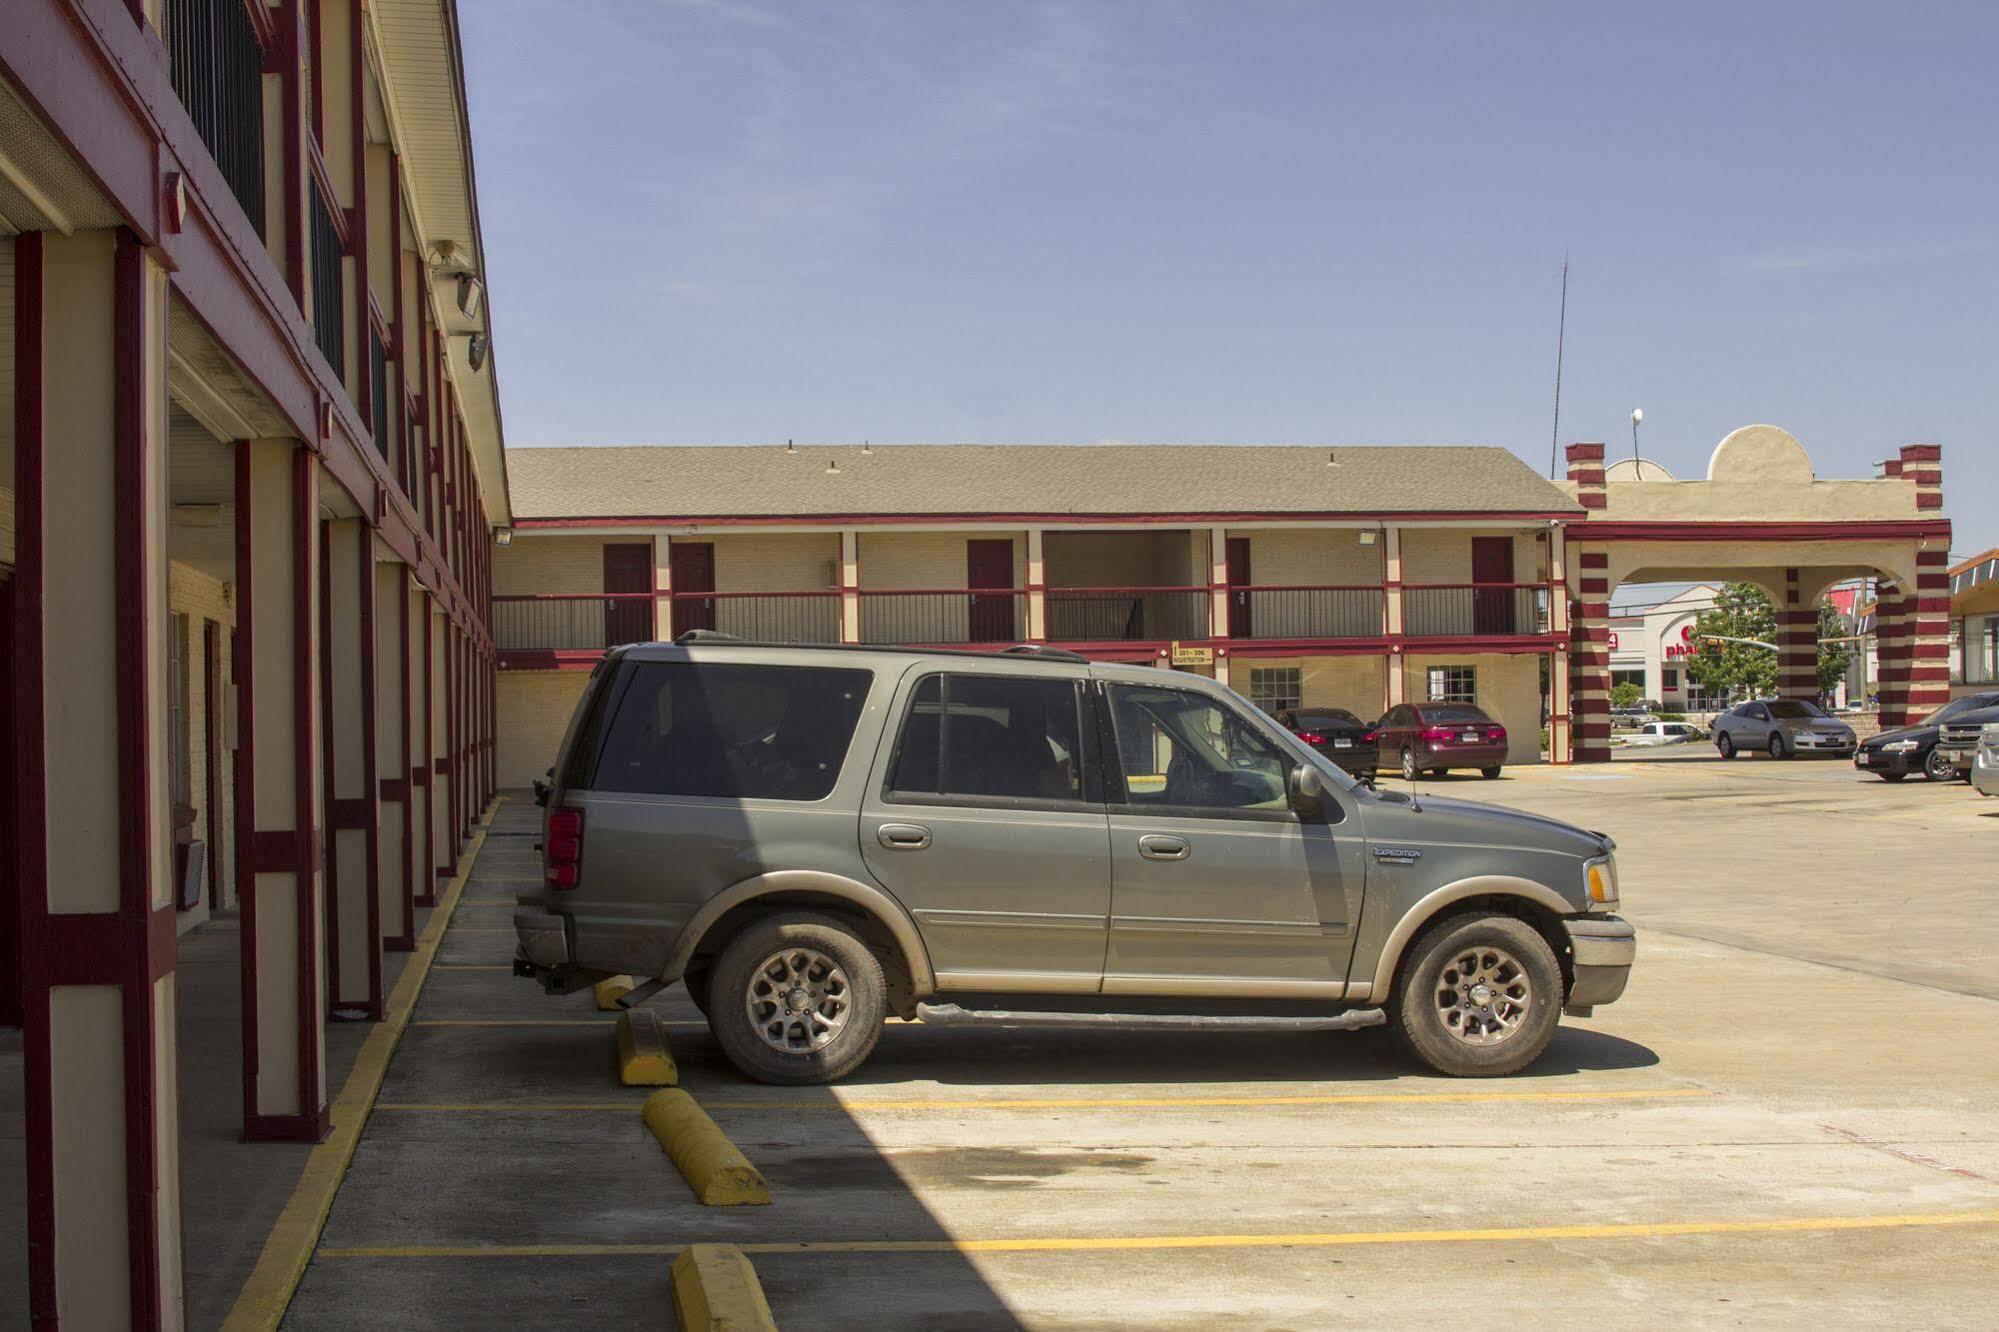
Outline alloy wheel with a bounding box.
[1434,946,1533,1045]
[1925,748,1955,782]
[744,948,852,1054]
[1401,747,1417,781]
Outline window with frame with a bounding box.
[592,662,871,800]
[1105,684,1289,813]
[888,674,1085,804]
[1425,665,1476,705]
[1247,667,1302,715]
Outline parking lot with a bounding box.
[276,756,1999,1328]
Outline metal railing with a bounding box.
[857,590,1026,645]
[165,0,266,237]
[667,591,841,644]
[494,594,653,652]
[1402,584,1548,638]
[308,183,345,380]
[1225,585,1385,639]
[1045,587,1210,642]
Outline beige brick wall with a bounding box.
[1399,529,1547,584]
[1402,651,1545,764]
[856,531,1027,589]
[496,533,628,595]
[1043,531,1196,588]
[708,532,840,591]
[498,669,592,789]
[168,561,237,929]
[1234,653,1388,720]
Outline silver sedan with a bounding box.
[1712,699,1857,760]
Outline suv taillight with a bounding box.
[546,808,584,890]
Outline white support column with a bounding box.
[1384,524,1406,706]
[13,228,186,1327]
[1208,526,1229,642]
[374,555,414,950]
[652,530,673,640]
[409,583,435,908]
[839,530,860,644]
[1025,527,1047,640]
[430,601,452,887]
[237,435,328,1140]
[323,516,381,1018]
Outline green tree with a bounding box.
[1611,681,1644,709]
[1816,599,1855,698]
[1685,583,1778,702]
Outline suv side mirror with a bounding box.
[1286,763,1324,815]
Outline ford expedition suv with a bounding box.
[517,642,1635,1084]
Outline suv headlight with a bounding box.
[1583,853,1619,909]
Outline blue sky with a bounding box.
[462,1,1997,558]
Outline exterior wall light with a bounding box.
[495,528,514,547]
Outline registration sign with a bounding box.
[1169,643,1214,667]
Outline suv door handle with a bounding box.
[877,822,932,851]
[1137,834,1190,861]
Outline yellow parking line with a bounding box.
[372,1087,1712,1114]
[222,802,499,1331]
[316,1206,1999,1260]
[431,964,514,971]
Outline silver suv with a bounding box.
[517,642,1635,1083]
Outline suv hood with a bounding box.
[1378,792,1610,859]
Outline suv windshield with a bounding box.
[1766,700,1828,720]
[1927,695,1999,725]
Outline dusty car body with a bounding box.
[518,642,1633,1084]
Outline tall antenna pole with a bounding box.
[1549,255,1569,478]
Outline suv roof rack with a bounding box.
[652,637,1097,666]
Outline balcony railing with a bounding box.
[308,182,345,380]
[495,594,653,652]
[166,0,267,237]
[1225,585,1385,639]
[1045,587,1210,642]
[666,591,841,644]
[857,590,1026,646]
[1403,583,1549,638]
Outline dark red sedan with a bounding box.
[1373,702,1509,779]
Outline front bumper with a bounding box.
[1563,915,1635,1015]
[1939,744,1977,773]
[1854,745,1923,774]
[1786,730,1856,755]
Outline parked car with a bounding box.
[1623,721,1704,747]
[1273,706,1377,774]
[1373,702,1510,779]
[1711,699,1857,760]
[1936,702,1999,780]
[1974,723,1999,798]
[1855,691,1999,782]
[517,641,1632,1083]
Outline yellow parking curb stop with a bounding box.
[642,1090,771,1206]
[672,1243,779,1331]
[615,1008,679,1086]
[594,975,637,1010]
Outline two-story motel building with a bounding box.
[2,1,506,1324]
[491,429,1952,784]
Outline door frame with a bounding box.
[1225,536,1252,639]
[602,541,655,646]
[1471,536,1516,634]
[668,541,717,638]
[965,538,1016,643]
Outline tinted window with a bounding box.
[889,674,1085,804]
[1926,696,1999,724]
[1292,709,1361,728]
[1766,700,1826,720]
[1107,685,1288,812]
[593,662,870,800]
[1419,705,1490,724]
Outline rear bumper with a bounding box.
[514,907,570,968]
[1418,742,1508,768]
[1563,915,1634,1014]
[1310,742,1378,772]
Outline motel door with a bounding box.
[966,539,1015,642]
[603,543,657,645]
[1225,538,1253,638]
[668,542,717,638]
[1471,537,1516,635]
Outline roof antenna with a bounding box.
[1326,448,1340,468]
[1548,254,1569,478]
[861,440,873,456]
[825,457,841,474]
[785,438,796,455]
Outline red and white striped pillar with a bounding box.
[13,228,185,1328]
[1903,446,1952,724]
[1775,568,1820,702]
[1874,588,1911,728]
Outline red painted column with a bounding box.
[14,229,185,1326]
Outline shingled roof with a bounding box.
[506,444,1581,521]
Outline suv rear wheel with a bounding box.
[708,912,887,1085]
[1392,914,1562,1077]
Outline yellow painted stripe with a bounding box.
[431,964,514,971]
[410,1018,611,1027]
[221,801,502,1332]
[372,1087,1711,1114]
[316,1206,1999,1260]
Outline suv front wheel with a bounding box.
[1392,914,1562,1077]
[709,912,887,1085]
